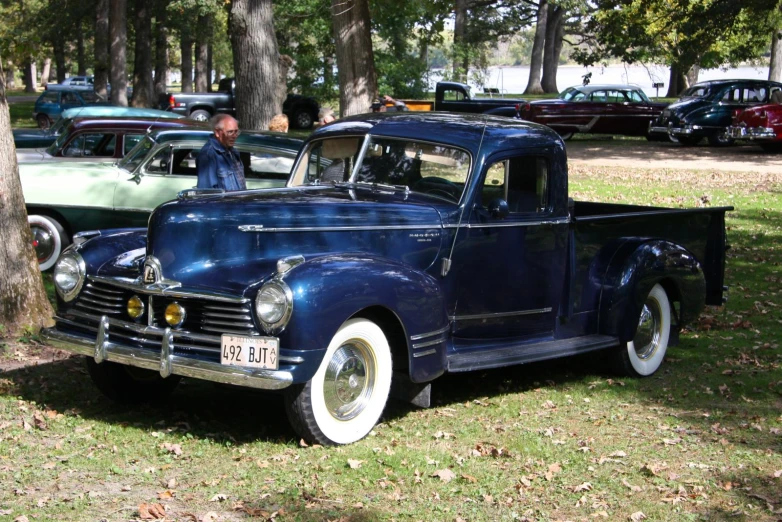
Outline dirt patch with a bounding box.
[566,138,782,174]
[0,342,74,373]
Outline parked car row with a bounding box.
[515,78,782,150]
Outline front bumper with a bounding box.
[42,316,294,390]
[727,125,776,140]
[648,122,717,138]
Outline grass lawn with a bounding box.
[0,159,780,521]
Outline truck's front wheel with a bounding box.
[615,283,671,377]
[285,318,392,445]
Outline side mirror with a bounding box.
[488,198,509,219]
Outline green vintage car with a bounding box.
[22,128,302,270]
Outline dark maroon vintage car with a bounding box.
[519,84,668,140]
[727,103,782,151]
[16,117,206,163]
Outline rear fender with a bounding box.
[598,240,706,342]
[277,254,448,383]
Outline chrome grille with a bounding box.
[64,277,261,361]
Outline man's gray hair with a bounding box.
[211,113,237,130]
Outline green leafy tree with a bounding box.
[575,0,780,96]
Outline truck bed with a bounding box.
[572,200,732,306]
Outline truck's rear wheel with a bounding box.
[285,318,392,445]
[615,283,671,377]
[86,358,181,404]
[189,109,212,122]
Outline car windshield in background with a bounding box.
[290,136,471,203]
[559,87,582,101]
[118,136,154,172]
[46,124,74,155]
[681,85,711,99]
[48,117,71,137]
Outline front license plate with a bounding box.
[221,335,279,370]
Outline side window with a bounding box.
[243,149,296,180]
[123,134,144,156]
[63,135,86,157]
[721,88,740,102]
[626,90,644,102]
[86,133,116,156]
[145,147,172,174]
[40,92,59,104]
[589,91,607,102]
[743,87,767,103]
[170,148,199,176]
[442,89,464,101]
[482,156,549,214]
[62,92,78,104]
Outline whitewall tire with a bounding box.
[285,318,393,445]
[617,283,671,377]
[28,214,70,271]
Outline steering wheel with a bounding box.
[411,177,461,202]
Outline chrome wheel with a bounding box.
[633,300,662,361]
[31,224,55,265]
[323,339,376,421]
[617,283,671,377]
[28,214,69,271]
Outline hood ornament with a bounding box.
[143,256,162,285]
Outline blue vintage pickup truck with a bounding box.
[42,113,730,445]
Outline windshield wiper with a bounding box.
[349,180,409,193]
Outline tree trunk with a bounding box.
[110,0,128,106]
[5,62,15,90]
[278,54,292,110]
[40,59,51,88]
[541,3,563,93]
[77,27,87,76]
[666,64,687,97]
[0,63,55,337]
[195,14,210,92]
[331,0,377,117]
[54,36,67,83]
[770,29,782,82]
[23,60,37,93]
[230,0,281,129]
[452,0,468,82]
[154,3,169,97]
[207,44,213,92]
[94,0,110,98]
[132,0,153,107]
[524,0,548,95]
[684,64,700,89]
[181,25,193,93]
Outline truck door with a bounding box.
[450,152,569,340]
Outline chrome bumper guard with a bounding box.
[648,125,670,135]
[727,125,775,140]
[41,316,294,391]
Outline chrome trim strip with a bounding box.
[443,218,569,229]
[412,348,437,358]
[412,338,445,349]
[239,224,442,233]
[90,276,249,304]
[41,324,294,391]
[449,307,552,321]
[410,325,450,341]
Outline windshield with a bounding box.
[559,87,582,101]
[681,85,711,99]
[289,136,472,203]
[118,136,155,172]
[46,123,74,155]
[48,117,71,137]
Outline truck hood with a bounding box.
[146,186,447,294]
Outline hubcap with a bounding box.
[633,298,661,360]
[31,226,55,263]
[323,339,375,421]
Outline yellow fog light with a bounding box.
[127,296,145,319]
[164,302,187,328]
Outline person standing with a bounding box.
[196,114,246,191]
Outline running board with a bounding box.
[447,334,619,373]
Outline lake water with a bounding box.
[430,64,771,97]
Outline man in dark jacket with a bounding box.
[196,114,245,191]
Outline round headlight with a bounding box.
[53,251,85,302]
[255,280,292,333]
[127,296,145,319]
[164,302,187,328]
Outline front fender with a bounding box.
[70,228,148,277]
[278,254,448,383]
[598,239,706,342]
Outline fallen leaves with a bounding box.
[347,459,363,469]
[138,503,166,520]
[431,469,456,483]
